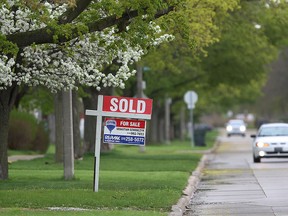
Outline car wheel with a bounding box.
[253,155,261,163]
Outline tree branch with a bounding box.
[58,0,93,24]
[6,5,175,48]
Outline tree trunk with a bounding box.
[159,118,165,143]
[62,90,74,180]
[0,103,9,180]
[150,102,159,143]
[82,91,97,153]
[180,106,186,141]
[0,85,18,180]
[54,92,64,163]
[164,97,171,144]
[72,90,82,159]
[82,87,113,153]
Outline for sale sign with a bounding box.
[103,118,146,145]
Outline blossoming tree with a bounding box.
[0,0,239,180]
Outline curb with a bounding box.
[168,138,220,216]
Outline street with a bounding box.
[185,129,288,216]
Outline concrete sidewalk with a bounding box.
[169,131,222,216]
[8,154,44,163]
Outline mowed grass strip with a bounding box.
[0,130,217,215]
[0,208,165,216]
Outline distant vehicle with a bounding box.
[225,119,246,137]
[251,123,288,163]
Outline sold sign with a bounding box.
[85,95,153,192]
[103,96,153,115]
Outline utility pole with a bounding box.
[136,63,146,152]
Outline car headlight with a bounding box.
[226,125,232,131]
[256,142,269,148]
[259,151,265,157]
[240,125,246,132]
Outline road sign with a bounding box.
[103,118,146,145]
[184,91,198,109]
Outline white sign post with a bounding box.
[86,95,153,192]
[184,91,198,147]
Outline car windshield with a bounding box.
[258,126,288,136]
[228,120,244,125]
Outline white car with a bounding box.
[251,123,288,163]
[225,119,246,137]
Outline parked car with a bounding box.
[251,123,288,163]
[225,119,246,137]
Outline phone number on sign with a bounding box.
[121,136,145,143]
[103,135,145,145]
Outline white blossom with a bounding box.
[0,55,14,90]
[254,24,261,29]
[0,1,174,91]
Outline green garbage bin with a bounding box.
[194,127,207,146]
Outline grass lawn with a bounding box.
[1,130,218,216]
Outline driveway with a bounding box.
[185,129,288,216]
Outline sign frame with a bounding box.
[85,95,153,192]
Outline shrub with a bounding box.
[8,110,49,153]
[31,122,49,153]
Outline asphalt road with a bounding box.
[185,129,288,216]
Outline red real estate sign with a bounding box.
[102,96,153,115]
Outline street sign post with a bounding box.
[184,91,198,109]
[86,95,153,192]
[184,91,198,147]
